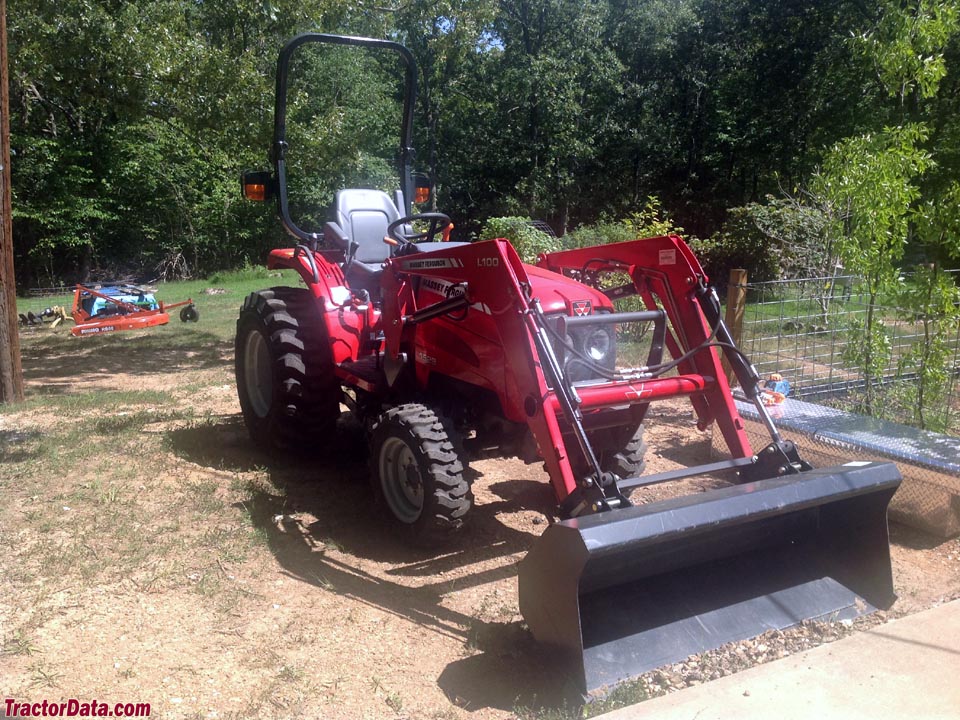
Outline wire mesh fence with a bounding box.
[736,272,960,433]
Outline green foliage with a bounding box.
[815,124,931,411]
[854,0,959,105]
[894,265,960,430]
[726,197,834,278]
[913,181,960,262]
[207,263,278,285]
[841,314,893,387]
[282,41,404,231]
[689,233,779,290]
[564,197,681,249]
[12,135,117,284]
[690,194,838,289]
[6,0,960,300]
[7,0,339,286]
[817,125,931,288]
[478,217,560,262]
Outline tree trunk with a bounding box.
[0,0,24,404]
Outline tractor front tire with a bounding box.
[235,287,341,452]
[370,404,472,544]
[601,423,648,479]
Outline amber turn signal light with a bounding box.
[241,171,274,202]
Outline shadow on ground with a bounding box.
[890,522,950,551]
[0,429,43,464]
[166,411,585,713]
[21,329,231,386]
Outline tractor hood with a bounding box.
[523,263,614,317]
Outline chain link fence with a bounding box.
[720,272,960,536]
[734,272,960,434]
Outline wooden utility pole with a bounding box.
[0,0,24,404]
[722,269,748,387]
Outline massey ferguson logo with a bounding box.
[572,300,592,317]
[445,283,468,300]
[401,257,464,271]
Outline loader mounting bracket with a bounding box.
[740,440,812,483]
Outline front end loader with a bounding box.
[237,32,901,698]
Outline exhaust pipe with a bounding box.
[518,461,901,697]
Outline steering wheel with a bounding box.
[387,213,452,245]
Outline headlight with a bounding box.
[544,311,617,383]
[566,322,616,383]
[583,327,612,362]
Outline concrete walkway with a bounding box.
[600,600,960,720]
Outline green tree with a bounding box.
[815,125,930,411]
[392,0,496,209]
[853,0,959,112]
[440,0,625,234]
[895,265,960,430]
[7,0,350,285]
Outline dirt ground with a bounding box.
[2,332,959,720]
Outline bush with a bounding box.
[564,197,683,249]
[691,197,834,289]
[479,216,562,263]
[689,232,780,290]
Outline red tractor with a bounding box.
[238,33,901,696]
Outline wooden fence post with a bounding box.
[722,268,747,386]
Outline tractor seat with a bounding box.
[324,189,402,297]
[323,190,470,296]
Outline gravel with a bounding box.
[626,613,887,699]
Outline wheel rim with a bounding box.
[379,436,424,523]
[243,330,273,418]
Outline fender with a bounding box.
[266,247,348,305]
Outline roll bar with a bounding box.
[271,33,419,244]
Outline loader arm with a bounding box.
[537,235,755,459]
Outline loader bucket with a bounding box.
[518,462,901,697]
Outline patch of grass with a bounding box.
[583,679,651,718]
[0,388,177,416]
[191,570,224,598]
[3,630,37,656]
[278,663,307,683]
[385,690,403,713]
[512,703,583,720]
[368,676,405,713]
[148,267,303,342]
[184,477,226,515]
[207,264,286,285]
[93,407,188,435]
[29,663,63,689]
[88,479,123,506]
[313,573,335,591]
[201,526,252,564]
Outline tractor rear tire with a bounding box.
[235,287,341,452]
[370,404,472,544]
[601,423,648,479]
